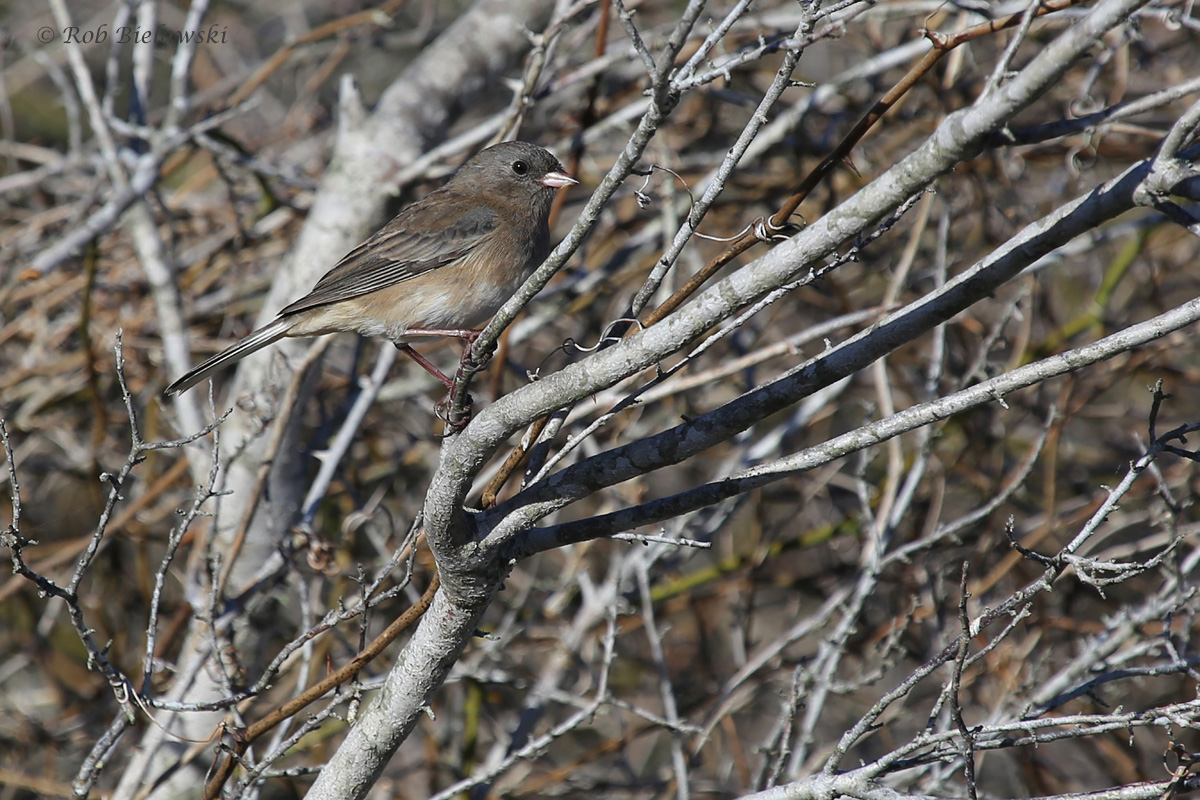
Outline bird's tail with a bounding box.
[165,318,293,396]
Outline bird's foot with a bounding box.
[435,389,474,434]
[459,342,493,374]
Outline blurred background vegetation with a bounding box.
[2,0,1199,797]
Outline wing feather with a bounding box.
[279,200,499,317]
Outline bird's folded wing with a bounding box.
[279,203,499,316]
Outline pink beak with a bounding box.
[541,170,578,189]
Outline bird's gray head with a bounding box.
[451,141,576,209]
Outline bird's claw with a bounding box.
[459,343,493,375]
[435,391,474,433]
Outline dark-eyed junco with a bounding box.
[165,141,576,397]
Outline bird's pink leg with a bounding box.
[395,329,494,431]
[395,344,454,388]
[403,328,482,341]
[394,342,477,429]
[403,327,492,372]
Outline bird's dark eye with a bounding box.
[511,160,529,175]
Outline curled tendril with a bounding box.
[634,164,801,243]
[528,318,647,381]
